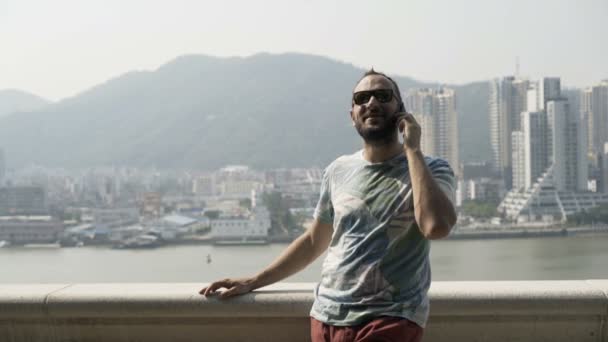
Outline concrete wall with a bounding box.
[1,281,607,341]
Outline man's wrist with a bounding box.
[249,272,268,290]
[404,146,422,157]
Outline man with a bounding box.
[200,69,457,342]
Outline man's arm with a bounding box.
[400,114,457,240]
[199,218,333,298]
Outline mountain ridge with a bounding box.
[0,53,492,169]
[0,89,51,118]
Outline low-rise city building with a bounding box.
[210,206,270,244]
[498,167,608,222]
[0,215,63,244]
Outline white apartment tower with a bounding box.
[581,88,594,153]
[521,110,549,189]
[587,81,608,155]
[540,77,562,109]
[489,77,529,189]
[508,77,564,191]
[511,131,525,190]
[0,148,5,185]
[546,99,588,192]
[405,88,459,176]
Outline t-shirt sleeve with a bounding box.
[427,157,456,205]
[313,166,334,224]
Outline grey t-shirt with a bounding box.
[310,150,456,327]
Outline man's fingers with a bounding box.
[200,280,232,296]
[397,114,411,131]
[201,284,217,296]
[399,113,420,131]
[218,287,239,299]
[200,285,218,296]
[398,118,406,132]
[402,113,418,124]
[199,278,253,298]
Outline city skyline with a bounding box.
[0,74,605,171]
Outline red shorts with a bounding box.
[310,316,424,342]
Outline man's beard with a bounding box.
[354,111,399,146]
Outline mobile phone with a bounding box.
[397,102,406,144]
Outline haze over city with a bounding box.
[2,2,608,341]
[1,0,607,101]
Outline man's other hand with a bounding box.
[199,277,256,299]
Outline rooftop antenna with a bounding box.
[515,56,520,78]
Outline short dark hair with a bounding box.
[354,68,403,103]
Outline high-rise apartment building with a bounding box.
[521,110,549,189]
[405,87,459,176]
[546,99,588,192]
[507,77,565,191]
[581,88,594,153]
[599,143,608,193]
[489,77,529,188]
[0,148,5,185]
[540,77,562,109]
[587,81,608,156]
[511,131,526,190]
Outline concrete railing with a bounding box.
[1,281,607,341]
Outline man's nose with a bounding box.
[368,94,380,104]
[366,95,381,109]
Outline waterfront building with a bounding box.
[210,206,270,244]
[0,215,63,244]
[0,186,47,215]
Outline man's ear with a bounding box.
[349,109,355,126]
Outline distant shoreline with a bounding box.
[448,225,608,240]
[3,226,607,250]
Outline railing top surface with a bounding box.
[1,280,607,319]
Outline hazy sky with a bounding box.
[1,0,607,101]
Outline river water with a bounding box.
[1,235,607,283]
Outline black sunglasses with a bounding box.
[352,89,394,105]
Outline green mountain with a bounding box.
[0,53,491,169]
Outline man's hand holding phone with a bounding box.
[397,112,421,153]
